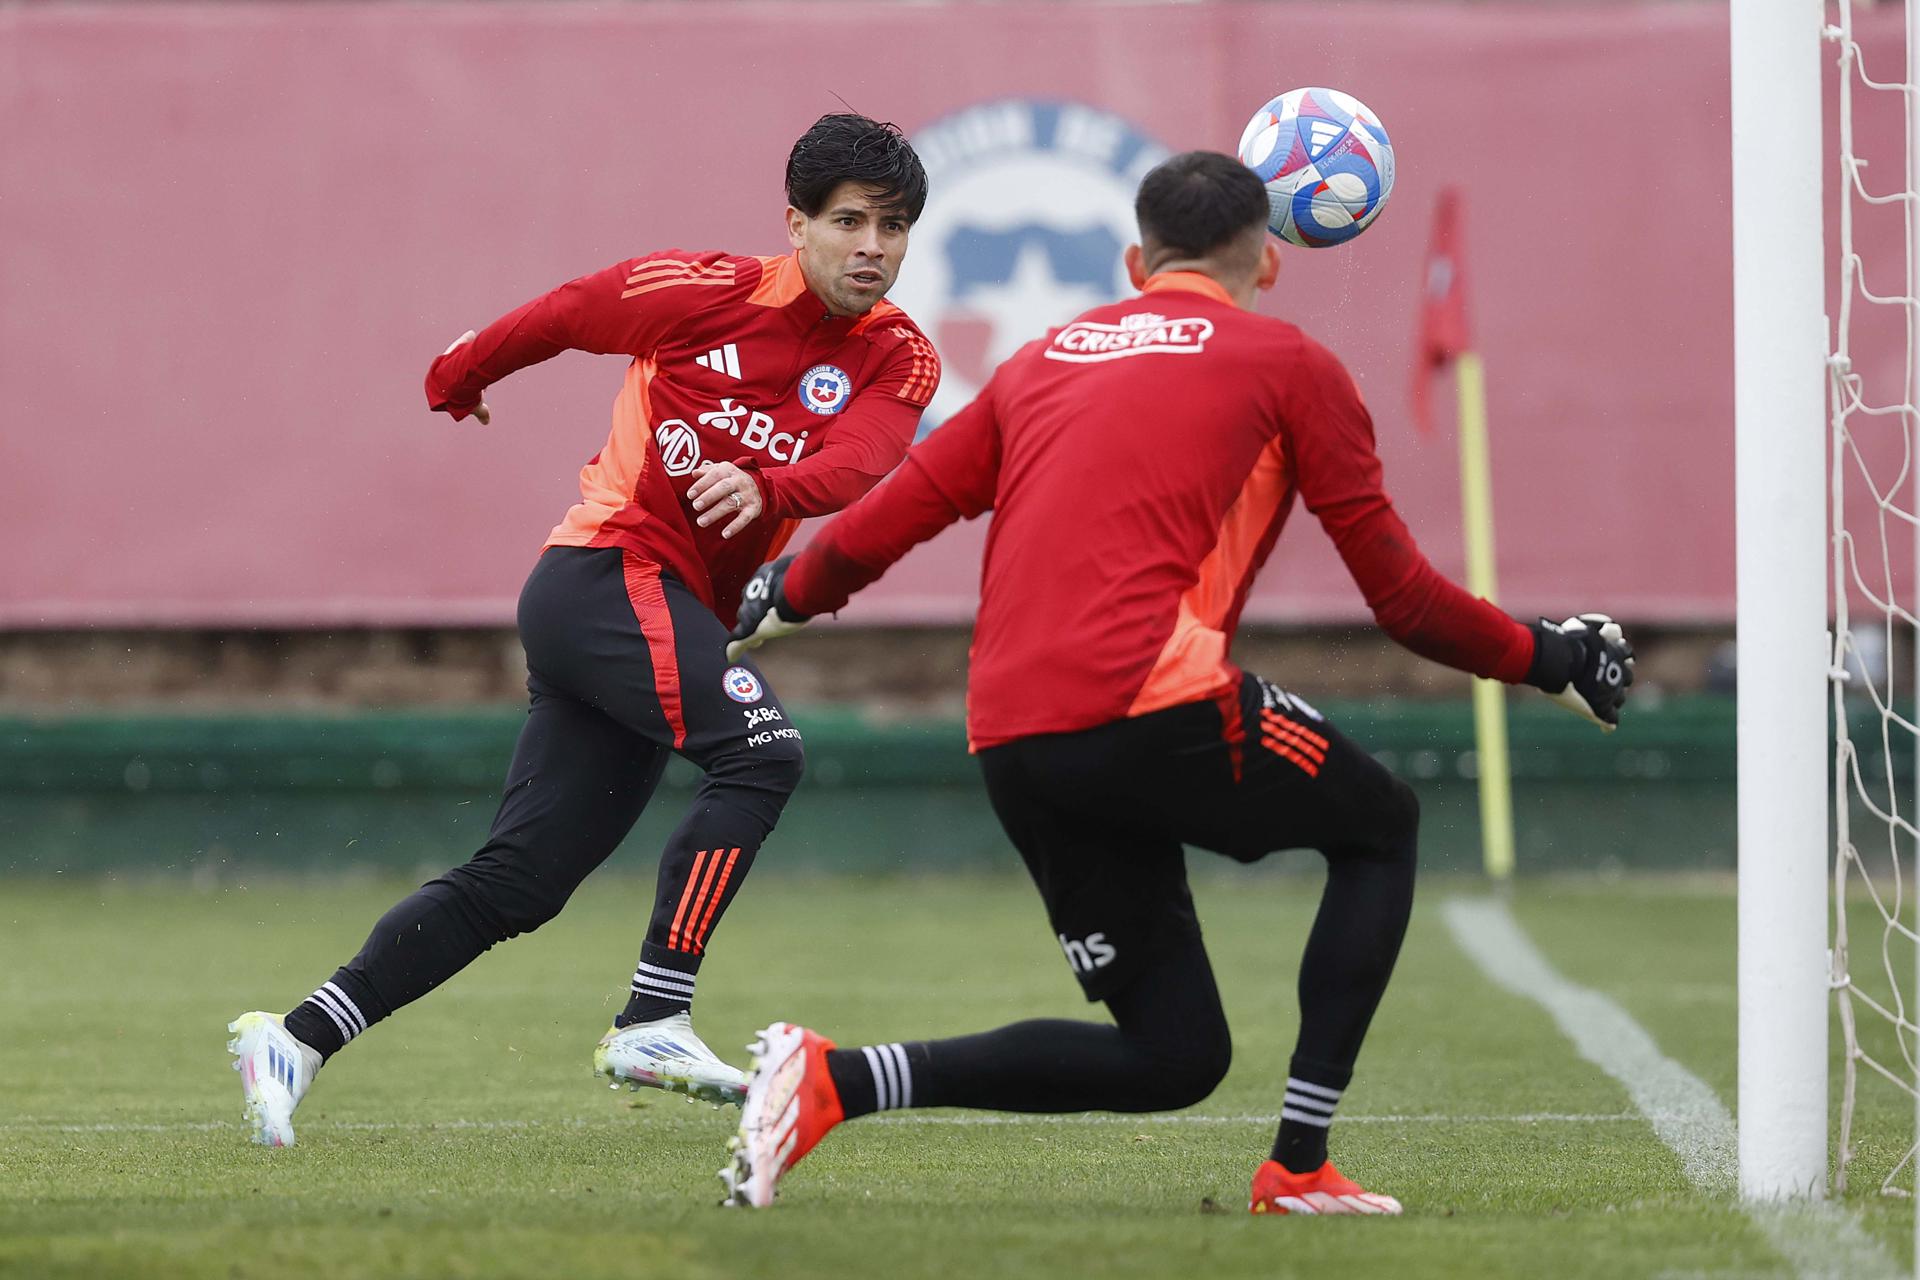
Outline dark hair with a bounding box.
[786,113,930,223]
[1134,151,1269,259]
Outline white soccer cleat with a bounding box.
[593,1012,747,1107]
[720,1021,846,1208]
[226,1011,322,1147]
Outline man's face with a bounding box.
[787,182,913,317]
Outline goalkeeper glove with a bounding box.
[1525,613,1635,731]
[726,557,814,663]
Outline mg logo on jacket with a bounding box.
[655,420,703,476]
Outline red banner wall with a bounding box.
[0,3,1871,627]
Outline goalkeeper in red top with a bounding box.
[718,151,1633,1214]
[226,114,941,1146]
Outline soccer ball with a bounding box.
[1236,88,1395,249]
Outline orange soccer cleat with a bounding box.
[1248,1159,1403,1216]
[720,1022,847,1208]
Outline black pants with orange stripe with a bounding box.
[288,546,803,1057]
[899,670,1418,1110]
[981,669,1416,1004]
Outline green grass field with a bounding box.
[0,872,1911,1279]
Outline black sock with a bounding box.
[284,973,387,1063]
[1272,1056,1351,1173]
[826,1043,929,1120]
[615,943,700,1026]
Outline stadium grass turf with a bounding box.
[0,872,1908,1279]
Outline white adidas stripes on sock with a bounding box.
[861,1043,914,1111]
[1280,1075,1342,1128]
[300,981,369,1047]
[628,960,697,1011]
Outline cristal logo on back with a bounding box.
[1044,316,1214,363]
[888,99,1171,432]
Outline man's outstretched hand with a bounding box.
[431,330,490,424]
[1524,614,1635,731]
[727,557,814,663]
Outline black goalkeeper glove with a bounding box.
[1524,613,1635,731]
[726,556,814,663]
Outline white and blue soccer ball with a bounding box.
[1236,88,1395,249]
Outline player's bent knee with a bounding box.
[1384,776,1420,860]
[1188,1036,1235,1104]
[1126,1018,1232,1110]
[478,885,572,939]
[710,729,806,794]
[1154,1035,1233,1109]
[429,869,571,942]
[753,733,806,794]
[501,892,572,937]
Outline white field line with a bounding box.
[1,1112,1648,1135]
[1443,896,1899,1280]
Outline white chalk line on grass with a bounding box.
[2,1111,1648,1135]
[1443,897,1899,1280]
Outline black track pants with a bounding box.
[828,673,1417,1132]
[288,546,802,1057]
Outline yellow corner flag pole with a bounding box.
[1454,351,1516,881]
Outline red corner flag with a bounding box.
[1411,187,1471,434]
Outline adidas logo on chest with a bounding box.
[693,342,742,380]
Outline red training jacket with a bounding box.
[426,252,939,627]
[784,271,1534,750]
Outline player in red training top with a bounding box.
[225,114,940,1147]
[717,152,1633,1213]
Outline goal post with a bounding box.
[1732,0,1831,1202]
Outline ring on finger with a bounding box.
[730,492,743,510]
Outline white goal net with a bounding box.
[1827,0,1920,1200]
